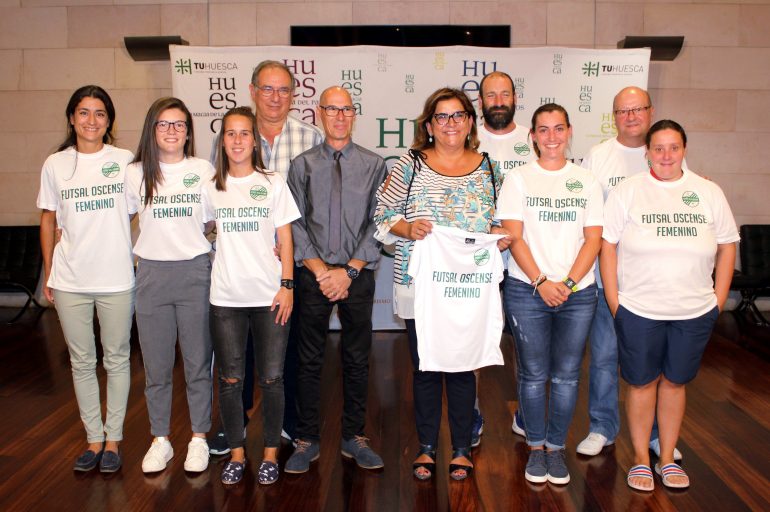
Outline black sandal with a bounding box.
[412,444,436,480]
[449,447,473,481]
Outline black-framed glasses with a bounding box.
[319,105,356,117]
[255,85,292,98]
[613,105,651,117]
[155,120,188,132]
[433,111,470,125]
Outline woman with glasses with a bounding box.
[125,97,215,474]
[204,107,300,485]
[496,103,603,486]
[374,87,507,481]
[602,120,737,491]
[37,85,135,473]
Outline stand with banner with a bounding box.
[171,45,650,330]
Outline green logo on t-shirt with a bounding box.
[183,173,200,188]
[474,248,490,266]
[250,185,268,201]
[566,178,583,193]
[514,142,530,156]
[101,162,120,178]
[682,191,699,207]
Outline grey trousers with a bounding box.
[135,254,213,436]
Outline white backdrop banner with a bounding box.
[170,45,650,330]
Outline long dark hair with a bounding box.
[57,85,116,152]
[412,87,479,152]
[214,107,268,191]
[134,97,195,206]
[529,103,571,158]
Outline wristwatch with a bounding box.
[344,264,360,280]
[280,279,294,289]
[562,277,578,293]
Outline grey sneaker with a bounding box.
[546,449,570,485]
[284,440,320,474]
[340,436,384,469]
[525,449,547,483]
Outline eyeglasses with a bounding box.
[319,105,356,117]
[613,105,651,117]
[155,120,188,132]
[255,85,292,98]
[433,111,470,125]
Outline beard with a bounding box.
[482,104,515,131]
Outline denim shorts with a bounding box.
[615,305,719,385]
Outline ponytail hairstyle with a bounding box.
[213,107,268,191]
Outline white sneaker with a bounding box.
[649,438,683,462]
[184,437,210,472]
[576,432,614,456]
[142,437,174,473]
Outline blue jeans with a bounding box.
[504,278,597,450]
[586,290,620,441]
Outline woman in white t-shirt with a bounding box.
[125,97,215,475]
[203,107,299,485]
[602,120,738,491]
[496,103,603,486]
[37,85,135,473]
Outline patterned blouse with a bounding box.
[374,150,502,288]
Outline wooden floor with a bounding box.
[1,307,769,512]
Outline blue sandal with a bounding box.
[449,447,473,481]
[258,460,279,485]
[221,459,246,485]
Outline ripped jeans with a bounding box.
[504,278,597,450]
[210,304,289,449]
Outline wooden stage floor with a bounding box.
[0,308,768,511]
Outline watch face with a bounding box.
[345,266,359,279]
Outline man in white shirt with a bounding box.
[476,71,535,445]
[477,71,534,176]
[209,60,323,455]
[576,86,682,462]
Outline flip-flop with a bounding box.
[655,462,690,489]
[627,464,654,491]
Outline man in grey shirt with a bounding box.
[285,86,388,474]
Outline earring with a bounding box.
[429,135,433,143]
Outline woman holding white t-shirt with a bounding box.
[37,85,135,473]
[496,103,603,486]
[125,97,215,474]
[203,107,299,485]
[601,120,737,491]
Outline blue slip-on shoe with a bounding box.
[221,459,246,485]
[471,409,484,448]
[258,460,280,485]
[99,449,122,473]
[73,447,104,472]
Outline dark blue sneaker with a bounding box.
[471,409,484,448]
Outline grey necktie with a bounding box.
[329,151,342,254]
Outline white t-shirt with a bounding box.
[603,169,739,320]
[477,123,535,177]
[202,171,300,307]
[495,161,604,290]
[126,157,214,261]
[408,225,505,372]
[36,145,135,293]
[582,137,648,286]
